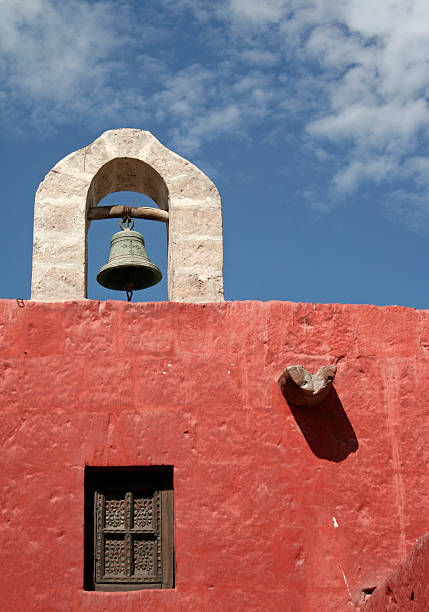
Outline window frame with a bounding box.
[84,466,174,591]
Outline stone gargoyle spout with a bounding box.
[278,365,337,406]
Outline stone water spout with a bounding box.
[278,365,337,406]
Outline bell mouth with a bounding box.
[97,262,162,291]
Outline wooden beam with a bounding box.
[88,205,168,222]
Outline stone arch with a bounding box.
[31,129,224,302]
[87,158,169,210]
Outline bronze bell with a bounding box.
[97,218,162,297]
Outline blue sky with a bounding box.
[2,0,429,307]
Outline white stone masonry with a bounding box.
[31,129,224,302]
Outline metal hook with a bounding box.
[120,216,134,231]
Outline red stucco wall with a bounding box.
[1,299,428,611]
[362,531,429,611]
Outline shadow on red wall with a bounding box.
[286,388,359,462]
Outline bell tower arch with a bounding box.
[31,128,224,302]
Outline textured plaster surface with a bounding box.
[31,129,224,303]
[1,300,429,611]
[361,532,429,611]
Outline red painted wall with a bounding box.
[362,532,429,611]
[1,299,428,611]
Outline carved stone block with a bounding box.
[278,365,337,406]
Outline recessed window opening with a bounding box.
[84,466,174,591]
[87,191,168,302]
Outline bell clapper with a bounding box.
[125,281,134,302]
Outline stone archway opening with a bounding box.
[86,157,169,211]
[85,157,169,302]
[87,189,168,302]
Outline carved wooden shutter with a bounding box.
[85,467,174,591]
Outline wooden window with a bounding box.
[84,467,174,591]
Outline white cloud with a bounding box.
[384,189,429,232]
[238,48,279,67]
[228,0,288,24]
[151,65,215,121]
[0,0,122,108]
[283,1,429,196]
[160,67,281,153]
[333,155,398,194]
[2,0,429,220]
[211,0,429,217]
[171,104,241,153]
[0,0,282,153]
